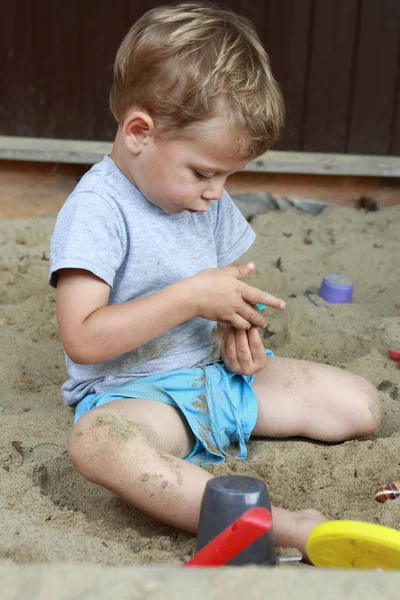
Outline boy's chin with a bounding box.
[155,204,183,215]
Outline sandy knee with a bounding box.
[68,408,150,482]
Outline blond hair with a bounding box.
[110,2,284,157]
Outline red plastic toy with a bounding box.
[389,349,400,369]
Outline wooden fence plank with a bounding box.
[390,38,400,155]
[348,0,400,154]
[265,0,312,151]
[79,3,127,140]
[0,0,33,137]
[303,0,358,153]
[42,0,82,139]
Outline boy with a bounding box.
[49,3,380,558]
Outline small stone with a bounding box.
[159,537,171,551]
[263,328,276,339]
[15,231,26,245]
[357,196,379,211]
[390,386,399,401]
[377,380,393,391]
[131,541,141,553]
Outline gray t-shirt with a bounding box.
[49,155,256,406]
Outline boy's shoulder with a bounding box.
[71,155,125,203]
[61,154,146,227]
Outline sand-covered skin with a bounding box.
[0,205,399,566]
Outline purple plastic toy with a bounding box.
[318,274,353,304]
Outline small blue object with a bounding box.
[256,291,268,311]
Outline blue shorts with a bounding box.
[73,350,273,466]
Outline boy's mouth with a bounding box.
[188,207,208,213]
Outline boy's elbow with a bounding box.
[62,334,99,365]
[63,342,93,365]
[67,351,93,365]
[59,316,112,364]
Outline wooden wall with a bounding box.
[1,0,400,155]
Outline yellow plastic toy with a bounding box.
[306,520,400,569]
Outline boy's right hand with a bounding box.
[189,262,285,330]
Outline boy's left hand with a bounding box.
[221,323,267,375]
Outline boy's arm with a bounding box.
[56,269,197,364]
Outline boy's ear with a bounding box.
[122,110,155,155]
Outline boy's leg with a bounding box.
[68,398,210,532]
[68,397,324,556]
[252,357,380,441]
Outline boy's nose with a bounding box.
[202,181,224,201]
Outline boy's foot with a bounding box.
[292,509,328,561]
[272,506,327,562]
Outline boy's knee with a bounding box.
[355,378,380,436]
[68,414,101,483]
[68,409,148,483]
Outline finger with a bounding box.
[247,327,267,372]
[242,285,286,310]
[235,329,253,368]
[228,313,254,330]
[223,262,256,280]
[238,303,268,328]
[260,292,286,310]
[223,325,239,367]
[247,326,266,361]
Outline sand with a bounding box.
[0,204,399,569]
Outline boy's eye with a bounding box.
[194,170,212,182]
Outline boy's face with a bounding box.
[128,117,249,214]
